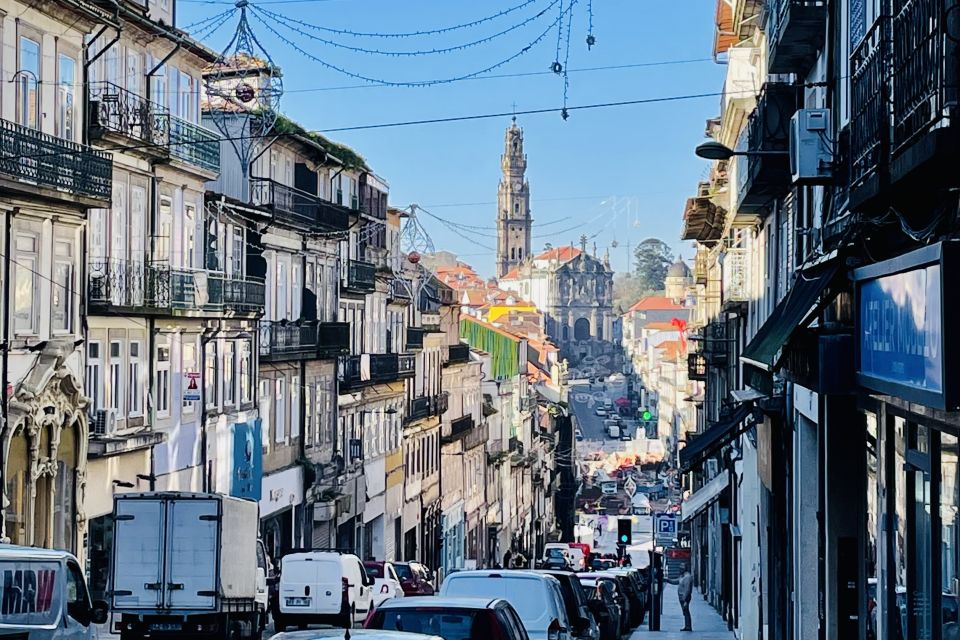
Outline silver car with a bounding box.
[272,630,443,640]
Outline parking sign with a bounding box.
[654,514,678,545]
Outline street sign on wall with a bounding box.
[623,477,637,498]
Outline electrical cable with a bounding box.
[248,0,576,88]
[560,0,575,116]
[255,0,561,57]
[190,7,238,40]
[180,7,235,31]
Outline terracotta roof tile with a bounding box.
[627,296,685,313]
[534,246,582,263]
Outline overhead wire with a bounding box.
[254,0,561,57]
[180,6,235,31]
[190,7,238,40]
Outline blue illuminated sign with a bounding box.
[231,419,263,500]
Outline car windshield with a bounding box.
[443,576,550,620]
[394,564,414,580]
[376,608,483,640]
[365,564,384,578]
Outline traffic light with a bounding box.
[617,518,632,545]
[641,409,653,421]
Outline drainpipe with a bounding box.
[0,208,15,539]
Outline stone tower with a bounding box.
[496,119,532,278]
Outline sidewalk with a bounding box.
[629,583,734,640]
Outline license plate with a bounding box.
[149,623,182,631]
[286,597,311,606]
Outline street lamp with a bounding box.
[694,140,789,161]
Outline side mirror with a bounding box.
[90,600,109,625]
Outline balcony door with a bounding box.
[110,183,128,306]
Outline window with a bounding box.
[86,342,103,413]
[182,342,196,413]
[304,382,315,446]
[259,379,272,453]
[275,378,286,443]
[155,197,172,262]
[52,240,74,333]
[240,339,253,404]
[128,341,142,417]
[57,54,76,140]
[18,36,40,128]
[291,376,300,439]
[65,561,90,624]
[277,262,287,320]
[223,341,235,406]
[205,341,218,408]
[156,343,171,417]
[292,264,302,319]
[232,228,244,277]
[184,204,197,269]
[109,341,123,413]
[14,233,39,334]
[125,50,141,97]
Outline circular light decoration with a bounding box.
[586,34,596,49]
[408,251,421,265]
[551,61,563,74]
[204,0,284,180]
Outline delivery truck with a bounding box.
[110,492,268,640]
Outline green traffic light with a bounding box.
[642,410,652,421]
[620,535,628,542]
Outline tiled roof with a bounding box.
[657,339,684,361]
[627,296,685,313]
[535,246,582,263]
[644,321,680,331]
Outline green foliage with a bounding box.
[613,272,649,311]
[270,112,370,172]
[633,238,674,293]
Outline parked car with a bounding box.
[542,548,572,571]
[590,558,617,571]
[364,561,406,607]
[0,545,108,639]
[394,562,436,596]
[577,577,621,640]
[619,428,632,442]
[273,631,442,640]
[598,570,646,627]
[439,570,571,640]
[594,407,607,417]
[535,570,600,640]
[277,551,374,630]
[577,575,630,636]
[365,596,530,640]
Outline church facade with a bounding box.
[494,121,615,366]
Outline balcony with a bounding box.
[345,260,376,293]
[251,177,350,231]
[406,395,433,423]
[694,250,709,285]
[390,277,413,302]
[442,415,475,444]
[317,322,351,358]
[0,118,111,205]
[849,16,892,212]
[736,82,800,215]
[445,343,471,365]
[721,247,749,308]
[406,327,425,350]
[87,82,169,155]
[87,260,265,316]
[681,182,724,245]
[340,352,416,390]
[464,421,489,451]
[702,321,729,364]
[259,321,318,361]
[889,0,960,186]
[767,0,827,74]
[169,116,220,175]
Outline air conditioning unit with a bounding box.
[92,409,118,437]
[790,108,833,185]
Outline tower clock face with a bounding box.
[514,182,522,192]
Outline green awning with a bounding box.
[740,259,840,371]
[679,402,756,473]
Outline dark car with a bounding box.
[582,575,630,635]
[590,558,617,571]
[366,596,530,640]
[577,576,621,640]
[394,562,436,596]
[536,570,600,640]
[598,570,646,627]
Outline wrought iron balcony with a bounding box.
[88,259,264,316]
[251,177,351,231]
[390,277,413,301]
[169,115,220,174]
[260,320,318,360]
[721,247,749,306]
[442,415,476,444]
[345,259,376,293]
[406,327,425,350]
[445,342,471,365]
[407,396,433,422]
[767,0,827,74]
[398,353,416,378]
[317,322,351,358]
[0,118,111,204]
[681,183,724,245]
[340,352,416,389]
[88,82,169,153]
[850,16,892,211]
[736,82,800,214]
[890,0,960,184]
[702,321,729,364]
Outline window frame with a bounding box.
[155,341,171,419]
[128,340,143,418]
[109,340,124,414]
[51,236,75,335]
[57,51,77,141]
[13,230,40,336]
[86,341,103,414]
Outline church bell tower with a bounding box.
[496,118,532,278]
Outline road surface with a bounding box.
[570,379,635,442]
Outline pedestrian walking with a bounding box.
[674,565,694,631]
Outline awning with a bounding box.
[740,259,841,371]
[681,471,730,522]
[679,402,756,473]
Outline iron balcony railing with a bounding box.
[346,260,376,292]
[445,343,471,365]
[737,82,800,214]
[88,82,169,150]
[317,322,351,358]
[407,396,433,422]
[340,352,416,389]
[169,115,220,174]
[406,327,426,350]
[767,0,827,74]
[391,277,413,301]
[442,415,476,444]
[721,247,750,304]
[251,177,351,231]
[398,353,416,378]
[850,16,892,194]
[0,118,111,202]
[891,0,958,155]
[259,321,318,359]
[87,258,264,316]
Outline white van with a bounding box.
[276,551,374,630]
[440,570,571,640]
[0,545,107,639]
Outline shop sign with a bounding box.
[260,466,303,518]
[183,372,201,402]
[854,242,958,409]
[230,419,262,500]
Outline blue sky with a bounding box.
[180,0,722,277]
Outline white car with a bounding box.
[364,560,406,607]
[277,551,374,630]
[440,570,571,640]
[594,407,607,417]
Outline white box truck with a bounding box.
[110,492,268,640]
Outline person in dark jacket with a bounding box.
[667,565,694,631]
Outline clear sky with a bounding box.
[180,0,722,278]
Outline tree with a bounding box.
[633,238,673,293]
[613,273,647,312]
